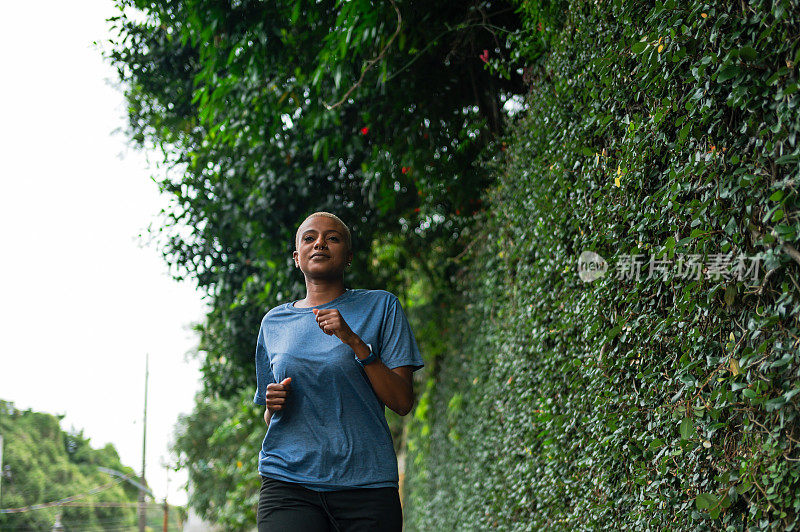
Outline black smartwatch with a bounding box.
[355,343,379,366]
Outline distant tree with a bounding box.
[0,400,142,531]
[171,389,262,530]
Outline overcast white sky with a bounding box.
[0,2,210,505]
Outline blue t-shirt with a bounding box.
[253,288,425,491]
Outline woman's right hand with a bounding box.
[264,377,292,423]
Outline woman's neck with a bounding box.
[295,285,347,308]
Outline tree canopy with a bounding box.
[0,400,141,531]
[107,0,528,395]
[105,0,550,528]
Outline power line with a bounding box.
[0,473,150,500]
[56,502,167,509]
[0,478,124,514]
[0,467,159,515]
[97,467,154,498]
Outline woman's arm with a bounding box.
[311,307,416,415]
[348,336,414,416]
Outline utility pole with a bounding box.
[0,433,4,507]
[0,433,4,506]
[138,353,149,532]
[162,462,170,532]
[163,497,169,532]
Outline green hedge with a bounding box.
[403,0,800,529]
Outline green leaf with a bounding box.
[606,325,622,340]
[765,396,787,411]
[724,285,736,306]
[769,190,784,202]
[709,505,721,519]
[739,46,756,61]
[771,353,793,368]
[720,494,733,508]
[717,65,741,82]
[679,418,693,440]
[783,388,800,402]
[696,492,718,510]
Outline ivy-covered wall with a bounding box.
[403,0,800,529]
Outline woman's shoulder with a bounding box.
[261,301,289,321]
[349,288,399,304]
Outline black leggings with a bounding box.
[257,475,403,532]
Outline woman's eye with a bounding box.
[330,236,339,241]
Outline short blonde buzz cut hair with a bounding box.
[295,211,352,252]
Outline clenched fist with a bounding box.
[312,308,356,344]
[264,377,292,424]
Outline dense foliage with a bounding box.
[106,0,525,528]
[403,0,800,530]
[106,0,524,397]
[0,400,141,531]
[109,0,800,529]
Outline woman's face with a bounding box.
[293,216,352,280]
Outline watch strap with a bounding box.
[355,343,379,366]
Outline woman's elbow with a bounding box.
[396,396,414,416]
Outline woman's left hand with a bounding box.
[312,308,357,345]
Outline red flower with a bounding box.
[479,49,489,63]
[360,127,369,135]
[414,207,420,213]
[423,133,429,139]
[401,166,410,174]
[537,22,543,32]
